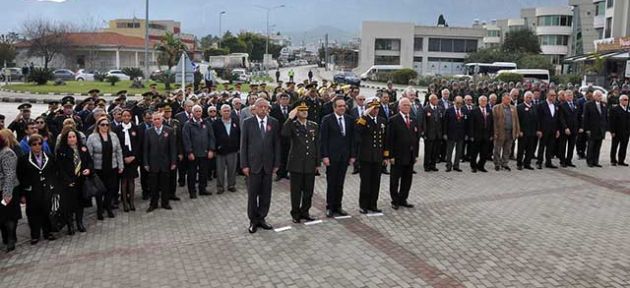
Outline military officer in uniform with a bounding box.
[302,84,323,124]
[355,98,387,214]
[160,104,183,201]
[8,103,33,141]
[281,101,320,223]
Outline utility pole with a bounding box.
[144,0,149,81]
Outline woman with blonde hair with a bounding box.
[86,116,123,220]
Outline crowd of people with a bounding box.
[0,74,628,249]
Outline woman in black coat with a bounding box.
[56,127,93,234]
[113,109,141,212]
[17,134,58,245]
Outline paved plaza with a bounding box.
[0,137,628,288]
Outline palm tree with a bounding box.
[155,32,188,89]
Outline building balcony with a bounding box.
[540,45,569,55]
[593,15,605,28]
[536,26,572,36]
[483,36,501,44]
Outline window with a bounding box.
[595,1,606,16]
[605,17,612,38]
[414,37,423,51]
[596,28,604,39]
[537,15,572,27]
[428,38,478,53]
[413,57,423,62]
[487,30,500,37]
[607,0,614,8]
[116,22,140,29]
[538,35,569,45]
[375,38,401,51]
[374,55,400,65]
[148,23,166,30]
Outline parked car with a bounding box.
[75,69,96,81]
[333,71,361,86]
[579,85,609,103]
[52,69,76,81]
[0,68,24,82]
[105,70,131,81]
[230,68,250,83]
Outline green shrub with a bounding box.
[495,72,523,83]
[551,73,581,85]
[391,68,418,85]
[121,67,144,80]
[105,75,120,86]
[28,68,53,85]
[94,71,106,82]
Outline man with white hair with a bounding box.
[582,90,609,167]
[182,105,216,198]
[516,91,539,170]
[558,90,579,167]
[609,94,630,166]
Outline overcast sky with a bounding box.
[4,0,567,37]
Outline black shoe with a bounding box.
[161,205,173,210]
[146,206,156,213]
[479,168,488,173]
[292,218,300,224]
[258,221,273,230]
[471,168,477,173]
[142,194,150,200]
[412,170,417,174]
[453,167,462,172]
[190,194,197,199]
[594,164,602,167]
[524,165,534,170]
[336,209,349,216]
[302,215,317,222]
[619,163,629,167]
[217,189,225,195]
[502,166,511,171]
[67,226,75,236]
[567,163,576,167]
[326,209,334,218]
[178,182,185,187]
[46,235,56,241]
[6,242,15,252]
[359,208,368,214]
[611,162,617,166]
[248,223,257,234]
[170,196,181,201]
[228,187,237,192]
[431,167,439,172]
[445,167,452,172]
[391,204,399,210]
[351,169,359,175]
[424,168,432,172]
[495,166,501,171]
[97,214,104,220]
[400,202,414,208]
[123,207,130,212]
[107,210,115,218]
[77,223,86,233]
[371,208,382,213]
[30,239,39,245]
[536,164,543,169]
[545,164,558,169]
[199,190,212,196]
[561,163,567,168]
[517,166,523,170]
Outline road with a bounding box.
[0,102,48,122]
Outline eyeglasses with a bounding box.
[99,123,110,127]
[31,142,42,146]
[36,121,44,124]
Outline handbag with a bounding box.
[49,193,65,232]
[82,175,107,200]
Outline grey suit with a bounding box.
[240,116,281,224]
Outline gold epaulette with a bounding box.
[356,117,367,126]
[383,150,390,157]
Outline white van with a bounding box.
[360,65,404,81]
[497,69,550,84]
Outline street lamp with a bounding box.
[218,11,226,48]
[254,4,285,55]
[144,0,149,81]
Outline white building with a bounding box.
[358,21,485,76]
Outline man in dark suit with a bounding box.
[281,102,320,223]
[516,92,539,170]
[423,94,443,172]
[468,96,493,172]
[386,98,419,210]
[241,98,281,233]
[377,91,395,175]
[349,94,368,174]
[182,105,216,198]
[320,97,355,218]
[609,94,630,166]
[137,110,153,200]
[443,96,467,172]
[558,90,579,167]
[582,91,609,167]
[174,100,194,187]
[143,112,177,212]
[355,98,386,214]
[576,90,592,159]
[269,93,292,181]
[535,90,561,169]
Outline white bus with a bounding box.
[359,65,404,81]
[497,69,550,84]
[465,62,517,76]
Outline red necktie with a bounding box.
[405,115,410,128]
